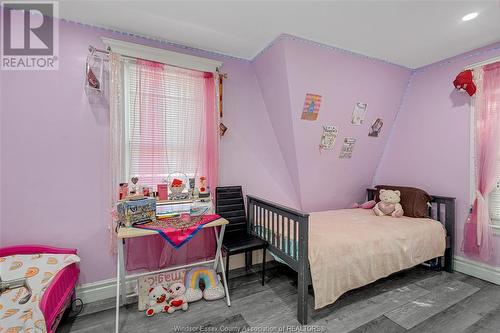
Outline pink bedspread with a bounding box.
[308,209,446,309]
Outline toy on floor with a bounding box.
[146,285,170,316]
[184,267,225,302]
[373,189,404,217]
[166,282,189,313]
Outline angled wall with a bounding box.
[253,36,412,211]
[253,39,302,208]
[375,42,500,266]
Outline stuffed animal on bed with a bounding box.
[167,282,189,313]
[146,285,170,316]
[373,189,404,217]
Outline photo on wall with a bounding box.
[368,118,384,137]
[319,125,338,151]
[351,102,368,125]
[301,93,322,121]
[339,138,356,159]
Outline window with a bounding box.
[470,95,500,228]
[123,59,213,186]
[489,157,500,225]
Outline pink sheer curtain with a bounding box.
[125,60,219,271]
[202,73,219,198]
[463,62,500,261]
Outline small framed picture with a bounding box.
[368,118,384,137]
[351,102,367,125]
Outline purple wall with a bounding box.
[4,17,487,284]
[0,20,295,283]
[253,36,412,211]
[375,42,500,266]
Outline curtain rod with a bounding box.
[88,44,228,78]
[464,55,500,70]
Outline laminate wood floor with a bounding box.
[58,264,500,333]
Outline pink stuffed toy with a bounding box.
[351,200,376,209]
[373,189,404,217]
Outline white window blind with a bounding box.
[124,60,207,185]
[489,157,500,224]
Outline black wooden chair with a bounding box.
[216,186,268,286]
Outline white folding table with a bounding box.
[114,217,230,332]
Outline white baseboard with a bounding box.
[78,254,500,305]
[76,251,271,304]
[454,255,500,285]
[76,276,137,305]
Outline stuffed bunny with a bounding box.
[167,282,189,313]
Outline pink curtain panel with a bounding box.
[125,59,219,271]
[463,62,500,261]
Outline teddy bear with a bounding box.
[373,189,404,217]
[146,285,170,317]
[167,282,189,313]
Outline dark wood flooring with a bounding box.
[58,263,500,333]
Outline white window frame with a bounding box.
[102,38,222,73]
[105,38,222,187]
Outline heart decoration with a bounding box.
[131,177,139,185]
[170,300,183,307]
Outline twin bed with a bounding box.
[246,188,455,324]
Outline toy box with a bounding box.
[117,198,156,227]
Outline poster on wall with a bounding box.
[368,118,384,137]
[351,102,368,125]
[137,269,186,311]
[319,125,338,152]
[301,93,322,121]
[339,138,356,159]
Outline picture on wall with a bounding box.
[351,102,368,125]
[319,125,338,151]
[301,93,322,121]
[368,118,384,137]
[339,138,356,159]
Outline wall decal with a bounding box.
[368,118,384,137]
[301,93,322,121]
[319,125,338,152]
[351,102,368,125]
[339,138,356,159]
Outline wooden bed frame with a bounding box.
[246,189,455,325]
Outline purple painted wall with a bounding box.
[3,16,487,284]
[253,36,412,211]
[0,20,294,283]
[375,42,500,266]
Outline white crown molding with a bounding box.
[101,37,222,73]
[464,55,500,70]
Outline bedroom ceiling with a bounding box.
[57,1,500,68]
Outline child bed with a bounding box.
[246,188,455,325]
[0,245,80,333]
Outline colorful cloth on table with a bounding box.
[134,214,221,249]
[0,253,80,333]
